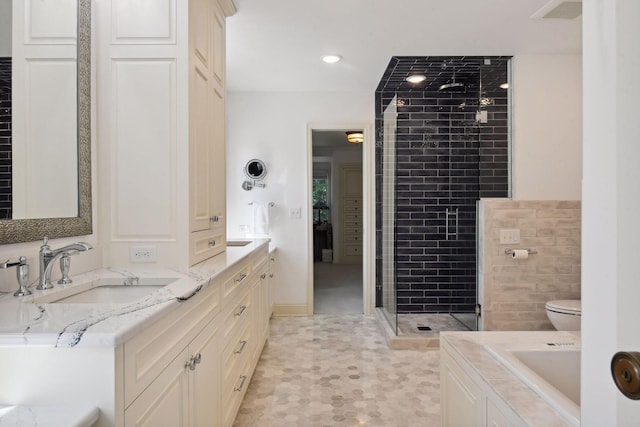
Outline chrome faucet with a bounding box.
[38,237,93,290]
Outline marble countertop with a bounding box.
[441,330,580,427]
[0,239,270,349]
[0,404,99,427]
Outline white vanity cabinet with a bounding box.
[123,244,269,427]
[441,343,526,427]
[97,0,237,267]
[124,319,220,427]
[122,278,221,426]
[0,244,272,427]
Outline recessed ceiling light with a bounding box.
[500,82,509,89]
[322,55,342,64]
[406,74,427,84]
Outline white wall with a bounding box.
[582,0,640,424]
[226,91,373,308]
[512,53,582,200]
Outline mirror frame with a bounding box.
[0,0,92,244]
[244,159,267,181]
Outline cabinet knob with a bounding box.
[260,273,267,279]
[186,352,202,371]
[208,240,216,247]
[210,215,222,223]
[269,273,274,278]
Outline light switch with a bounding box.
[290,207,302,219]
[499,229,520,244]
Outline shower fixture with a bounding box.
[439,60,466,92]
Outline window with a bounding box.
[312,178,330,223]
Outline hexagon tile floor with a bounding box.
[233,314,441,427]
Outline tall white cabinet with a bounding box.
[97,0,236,267]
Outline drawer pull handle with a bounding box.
[208,240,216,247]
[234,375,248,392]
[177,284,203,302]
[185,352,202,371]
[234,273,247,283]
[234,340,248,354]
[234,304,247,317]
[260,273,267,279]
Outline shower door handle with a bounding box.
[445,208,459,240]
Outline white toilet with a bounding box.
[545,300,581,331]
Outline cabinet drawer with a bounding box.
[344,219,361,227]
[343,205,361,213]
[123,283,220,408]
[221,288,252,342]
[345,245,362,256]
[221,358,252,427]
[344,213,361,221]
[222,262,252,301]
[220,321,252,389]
[191,228,225,265]
[343,233,361,243]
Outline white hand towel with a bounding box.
[253,202,270,235]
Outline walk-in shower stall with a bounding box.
[375,56,510,336]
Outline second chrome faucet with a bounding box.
[38,237,93,290]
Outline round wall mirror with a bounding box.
[244,159,267,181]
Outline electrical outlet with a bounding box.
[290,207,302,219]
[499,229,521,244]
[130,246,157,263]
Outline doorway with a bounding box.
[310,129,364,314]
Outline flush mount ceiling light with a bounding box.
[322,54,342,64]
[406,74,426,84]
[346,131,364,144]
[500,82,509,89]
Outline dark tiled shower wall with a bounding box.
[375,56,509,314]
[0,57,11,220]
[0,58,11,219]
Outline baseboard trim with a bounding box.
[273,304,309,317]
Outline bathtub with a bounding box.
[484,341,580,426]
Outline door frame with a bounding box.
[306,122,375,315]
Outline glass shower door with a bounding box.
[381,96,398,334]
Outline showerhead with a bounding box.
[438,81,466,92]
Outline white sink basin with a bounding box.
[32,277,178,304]
[227,240,252,247]
[484,342,580,426]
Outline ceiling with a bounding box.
[225,0,582,93]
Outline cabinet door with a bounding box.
[189,53,215,233]
[125,348,190,427]
[268,254,276,318]
[189,318,221,427]
[441,349,483,427]
[209,86,226,232]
